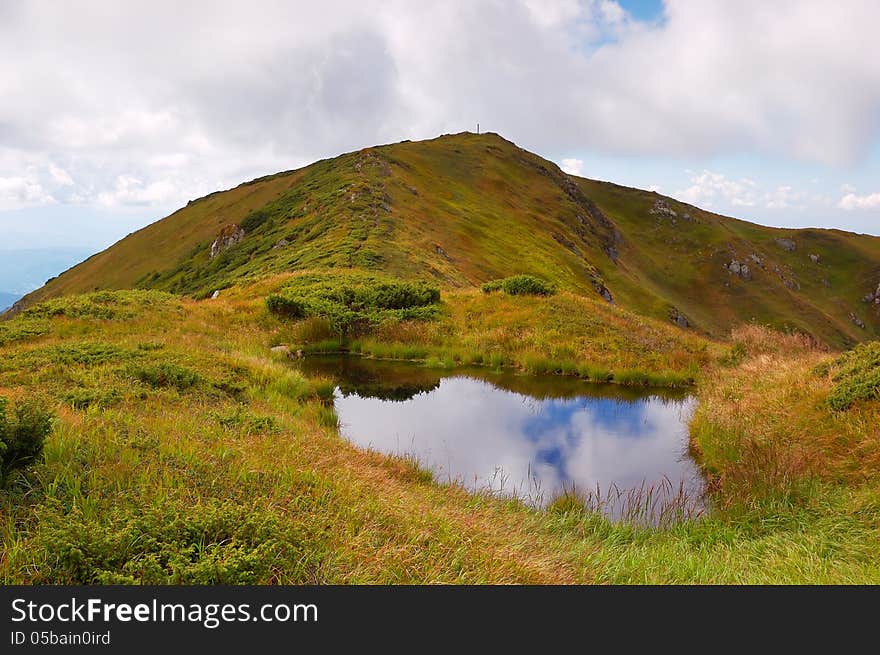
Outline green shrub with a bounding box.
[23,290,177,321]
[0,397,52,482]
[266,295,306,319]
[34,499,325,584]
[128,363,202,391]
[827,342,880,410]
[266,274,441,338]
[239,208,272,233]
[63,388,121,410]
[480,279,503,293]
[481,275,555,296]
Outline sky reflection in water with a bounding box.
[297,357,704,515]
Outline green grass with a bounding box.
[2,132,880,583]
[826,341,880,410]
[16,132,880,347]
[1,291,878,583]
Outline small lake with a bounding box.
[295,356,706,522]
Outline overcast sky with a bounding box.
[1,0,879,253]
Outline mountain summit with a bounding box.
[16,132,880,345]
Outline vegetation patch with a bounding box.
[33,498,324,584]
[827,341,880,410]
[267,273,441,338]
[0,396,52,484]
[481,274,556,296]
[23,290,178,321]
[0,319,51,347]
[127,362,203,391]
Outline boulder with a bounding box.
[210,290,220,300]
[649,199,677,218]
[210,224,245,259]
[774,237,797,252]
[669,307,689,328]
[725,260,751,280]
[809,253,820,264]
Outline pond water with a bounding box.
[295,356,705,522]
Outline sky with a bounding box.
[1,0,879,261]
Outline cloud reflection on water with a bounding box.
[336,375,703,508]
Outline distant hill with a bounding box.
[0,291,19,312]
[14,133,880,346]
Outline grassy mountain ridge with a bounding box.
[14,132,880,346]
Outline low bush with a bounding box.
[0,397,52,483]
[481,275,555,296]
[239,208,272,233]
[128,363,202,391]
[827,341,880,410]
[266,274,441,338]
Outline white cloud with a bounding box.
[765,185,805,210]
[49,164,74,187]
[0,0,878,236]
[0,174,55,210]
[96,175,178,208]
[675,170,758,208]
[560,158,584,175]
[838,192,880,210]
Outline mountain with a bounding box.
[0,292,19,312]
[14,133,880,346]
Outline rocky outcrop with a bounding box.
[862,282,880,304]
[649,199,677,218]
[434,244,453,261]
[210,224,245,259]
[849,312,866,329]
[774,237,797,252]
[725,260,752,280]
[669,307,689,328]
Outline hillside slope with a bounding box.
[14,132,880,346]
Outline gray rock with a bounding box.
[434,244,453,261]
[809,253,820,264]
[270,345,292,356]
[592,280,614,303]
[726,260,751,280]
[649,199,677,218]
[273,238,290,249]
[774,237,797,252]
[210,224,245,259]
[849,312,866,329]
[210,290,220,300]
[749,253,764,267]
[669,307,689,328]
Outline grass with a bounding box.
[268,273,713,388]
[1,288,878,583]
[17,132,880,348]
